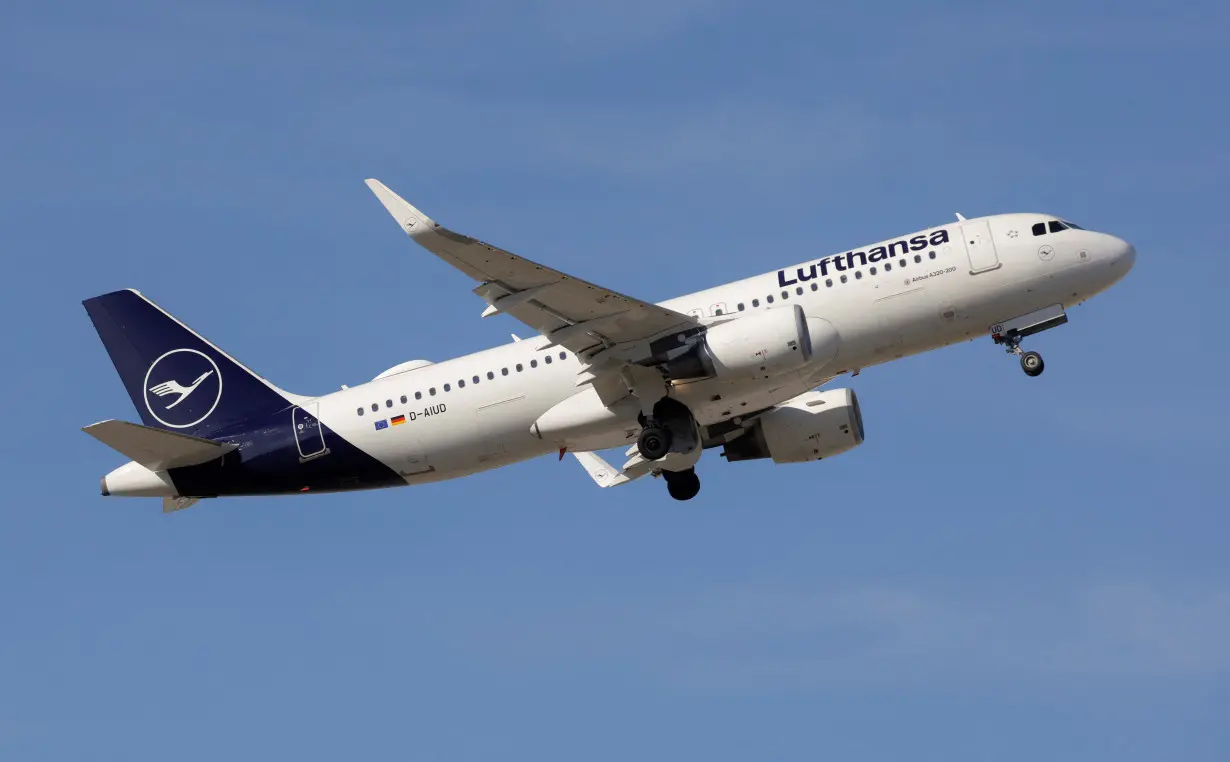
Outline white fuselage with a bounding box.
[310,213,1134,484]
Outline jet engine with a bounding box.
[656,305,840,381]
[722,388,864,464]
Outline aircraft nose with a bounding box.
[1113,236,1136,273]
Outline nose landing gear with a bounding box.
[991,304,1066,378]
[1020,350,1045,377]
[999,332,1045,377]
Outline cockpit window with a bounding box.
[1062,220,1083,230]
[1048,220,1069,233]
[1032,222,1046,236]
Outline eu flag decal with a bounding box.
[374,419,389,431]
[391,415,406,426]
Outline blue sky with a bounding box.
[2,1,1228,759]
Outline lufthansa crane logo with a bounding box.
[143,349,223,429]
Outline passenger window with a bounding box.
[516,363,523,372]
[473,375,480,383]
[899,258,906,267]
[544,355,552,364]
[855,271,862,279]
[810,283,818,291]
[752,299,760,307]
[870,267,877,275]
[429,388,437,396]
[357,407,364,416]
[444,383,451,392]
[1048,220,1067,233]
[840,275,848,283]
[530,359,538,368]
[559,352,567,360]
[826,279,833,287]
[400,395,407,404]
[1032,222,1047,236]
[415,391,422,400]
[371,403,378,412]
[487,371,495,380]
[929,251,937,259]
[914,254,922,263]
[501,368,509,376]
[885,262,892,271]
[796,286,804,295]
[781,291,789,299]
[767,295,774,303]
[737,303,745,311]
[386,400,393,408]
[458,379,465,388]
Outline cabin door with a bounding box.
[961,220,1001,274]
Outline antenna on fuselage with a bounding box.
[955,213,966,221]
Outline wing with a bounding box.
[365,179,698,362]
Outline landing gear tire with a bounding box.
[1020,351,1045,377]
[663,468,701,501]
[637,425,672,461]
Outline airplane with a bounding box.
[82,180,1136,511]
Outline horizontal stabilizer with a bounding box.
[84,420,236,471]
[573,451,638,488]
[163,496,200,513]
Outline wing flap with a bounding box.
[84,420,236,471]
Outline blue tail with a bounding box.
[84,289,295,438]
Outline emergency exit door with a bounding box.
[962,220,1001,274]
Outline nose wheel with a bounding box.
[999,331,1045,377]
[1020,350,1044,377]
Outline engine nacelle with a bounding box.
[661,306,840,381]
[723,388,864,464]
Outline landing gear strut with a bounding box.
[999,332,1045,377]
[663,468,701,501]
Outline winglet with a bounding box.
[364,179,438,238]
[573,451,637,488]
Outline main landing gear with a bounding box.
[635,397,703,501]
[663,468,701,501]
[637,425,672,461]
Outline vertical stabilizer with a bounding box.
[83,289,297,438]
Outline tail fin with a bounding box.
[83,289,296,438]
